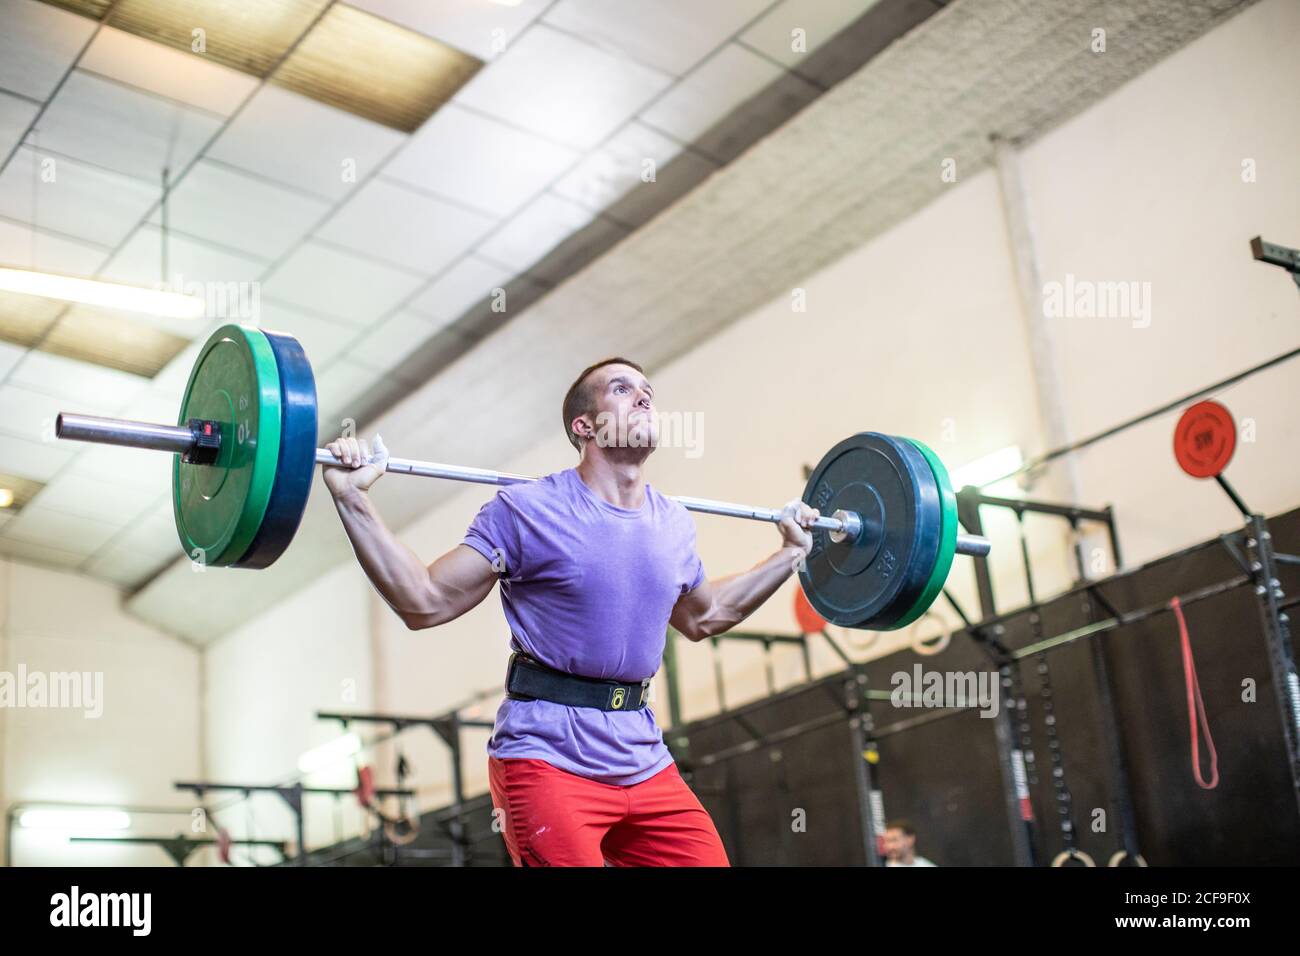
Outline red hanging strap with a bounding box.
[1169,597,1219,789]
[354,764,376,808]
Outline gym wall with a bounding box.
[0,558,201,866]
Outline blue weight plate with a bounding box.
[233,329,318,569]
[798,432,942,630]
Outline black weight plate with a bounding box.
[232,329,318,569]
[799,433,942,630]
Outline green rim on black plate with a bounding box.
[891,437,958,628]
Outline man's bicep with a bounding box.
[670,579,714,640]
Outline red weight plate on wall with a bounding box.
[1174,400,1237,478]
[794,587,828,634]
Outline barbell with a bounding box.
[54,324,990,631]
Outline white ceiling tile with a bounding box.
[262,242,425,326]
[106,498,179,560]
[82,542,173,589]
[317,178,495,276]
[552,120,684,212]
[741,0,881,68]
[9,349,148,409]
[384,104,577,218]
[0,384,68,444]
[0,218,111,275]
[477,192,595,272]
[207,85,406,201]
[640,43,784,144]
[30,470,156,522]
[349,311,436,371]
[255,299,357,369]
[68,439,172,493]
[0,147,160,248]
[0,0,97,101]
[98,224,267,336]
[79,26,258,117]
[347,0,550,62]
[544,0,773,77]
[0,340,25,378]
[0,89,39,163]
[36,70,223,183]
[407,255,513,322]
[146,160,330,262]
[2,503,125,554]
[454,26,671,150]
[0,432,72,481]
[112,384,182,423]
[103,223,267,284]
[0,536,86,570]
[316,359,381,422]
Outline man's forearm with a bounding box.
[698,546,804,637]
[332,489,437,622]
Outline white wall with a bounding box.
[1021,0,1300,563]
[193,0,1300,855]
[0,557,200,866]
[200,555,373,864]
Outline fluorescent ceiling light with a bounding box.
[19,809,131,831]
[950,445,1024,493]
[0,473,42,512]
[0,268,205,319]
[298,733,362,774]
[77,0,482,132]
[106,0,330,78]
[273,4,483,133]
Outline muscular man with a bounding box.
[323,357,819,866]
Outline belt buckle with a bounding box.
[639,677,651,706]
[505,651,534,701]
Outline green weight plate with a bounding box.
[173,325,282,567]
[891,438,958,628]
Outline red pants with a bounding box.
[488,756,730,867]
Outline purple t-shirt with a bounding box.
[462,467,706,785]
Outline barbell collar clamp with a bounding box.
[829,509,862,544]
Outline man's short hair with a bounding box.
[561,357,645,452]
[885,819,916,838]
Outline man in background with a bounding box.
[883,820,937,867]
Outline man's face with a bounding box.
[882,828,915,861]
[586,364,657,452]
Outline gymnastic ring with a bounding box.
[1051,849,1096,867]
[1108,850,1148,867]
[910,610,950,657]
[844,625,880,651]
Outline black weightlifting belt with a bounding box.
[505,651,650,712]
